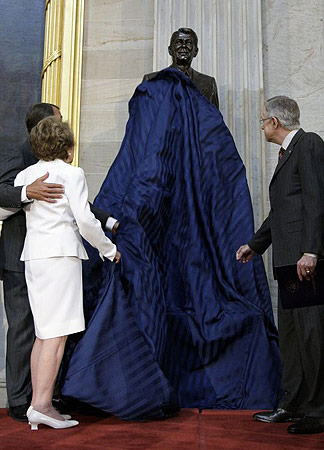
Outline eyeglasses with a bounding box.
[259,117,272,125]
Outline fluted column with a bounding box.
[42,0,84,166]
[153,0,267,233]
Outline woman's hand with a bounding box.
[111,221,120,235]
[114,251,121,264]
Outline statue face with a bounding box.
[168,32,198,66]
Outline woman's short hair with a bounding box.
[30,117,74,161]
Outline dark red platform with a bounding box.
[1,409,323,449]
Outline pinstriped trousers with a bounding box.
[3,270,34,406]
[278,292,324,417]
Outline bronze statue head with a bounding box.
[168,28,199,70]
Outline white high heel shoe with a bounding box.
[27,406,71,421]
[27,406,79,430]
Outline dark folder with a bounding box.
[276,261,324,309]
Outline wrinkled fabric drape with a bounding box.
[61,69,281,419]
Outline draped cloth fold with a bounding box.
[61,68,281,419]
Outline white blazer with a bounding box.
[14,159,116,262]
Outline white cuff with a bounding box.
[106,216,118,231]
[21,185,33,204]
[304,253,317,258]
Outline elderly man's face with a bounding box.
[260,107,276,143]
[168,32,198,66]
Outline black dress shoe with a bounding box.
[52,397,72,414]
[8,404,28,422]
[253,408,304,423]
[161,403,181,418]
[287,417,324,434]
[53,396,110,417]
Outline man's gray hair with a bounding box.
[264,96,300,130]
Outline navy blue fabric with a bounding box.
[61,69,281,419]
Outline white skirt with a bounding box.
[25,256,85,339]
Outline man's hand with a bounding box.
[26,172,64,203]
[111,221,120,235]
[297,254,318,281]
[114,251,121,264]
[236,244,255,263]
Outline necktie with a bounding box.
[278,147,285,162]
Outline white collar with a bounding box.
[281,129,299,150]
[37,158,67,164]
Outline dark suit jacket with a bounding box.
[0,140,36,272]
[0,140,111,273]
[249,129,324,267]
[143,66,219,109]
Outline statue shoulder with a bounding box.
[142,71,160,82]
[192,68,216,85]
[191,69,219,109]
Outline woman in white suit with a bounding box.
[14,117,121,430]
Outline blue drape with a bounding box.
[61,69,281,419]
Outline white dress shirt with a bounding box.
[281,129,299,150]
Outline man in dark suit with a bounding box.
[236,96,324,434]
[0,103,118,421]
[143,27,219,109]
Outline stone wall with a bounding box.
[261,0,324,307]
[79,0,155,200]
